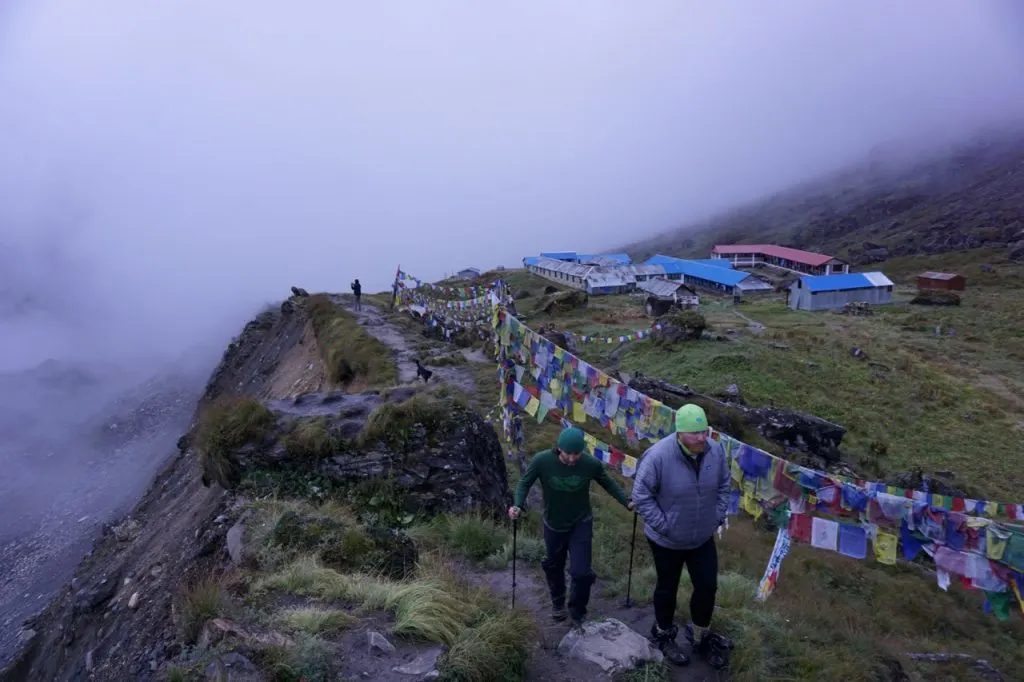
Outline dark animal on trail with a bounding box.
[413,359,433,383]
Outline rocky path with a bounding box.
[471,565,723,681]
[331,296,487,395]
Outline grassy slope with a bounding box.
[626,129,1024,263]
[170,258,1023,682]
[482,265,1024,680]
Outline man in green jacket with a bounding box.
[508,427,633,628]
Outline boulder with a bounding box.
[538,324,579,354]
[652,310,707,344]
[556,618,663,676]
[836,301,873,316]
[538,290,588,315]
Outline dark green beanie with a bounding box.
[556,427,586,454]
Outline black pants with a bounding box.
[647,536,718,630]
[541,517,596,620]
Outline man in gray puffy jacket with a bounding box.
[631,403,733,669]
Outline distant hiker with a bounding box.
[631,404,734,669]
[413,359,433,383]
[350,279,362,311]
[508,427,634,629]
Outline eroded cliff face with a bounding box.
[1,297,320,682]
[3,294,511,682]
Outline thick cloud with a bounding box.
[1,0,1022,364]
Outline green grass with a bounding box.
[307,293,398,387]
[570,291,1024,499]
[177,575,228,644]
[436,609,536,682]
[358,393,462,452]
[278,606,356,635]
[422,352,468,366]
[257,634,335,682]
[283,416,340,459]
[484,268,1024,680]
[193,395,277,488]
[255,555,476,644]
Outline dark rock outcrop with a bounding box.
[627,373,846,463]
[197,391,510,521]
[199,306,310,409]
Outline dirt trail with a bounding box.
[332,296,485,394]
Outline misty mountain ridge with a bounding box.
[626,125,1024,264]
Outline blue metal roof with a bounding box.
[659,260,753,286]
[690,258,734,269]
[523,256,541,266]
[540,251,577,261]
[599,252,633,264]
[644,254,684,265]
[644,254,731,269]
[801,273,892,292]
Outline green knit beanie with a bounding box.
[556,427,586,454]
[675,404,709,433]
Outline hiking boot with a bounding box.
[570,616,585,632]
[685,625,731,670]
[650,624,690,666]
[551,604,568,622]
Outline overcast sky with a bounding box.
[1,0,1023,366]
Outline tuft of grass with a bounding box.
[283,417,339,459]
[178,576,227,644]
[164,668,187,682]
[258,634,335,682]
[307,293,398,387]
[194,396,276,488]
[435,609,536,682]
[407,514,506,561]
[254,555,476,645]
[358,394,456,452]
[278,606,356,635]
[612,661,670,682]
[423,352,468,367]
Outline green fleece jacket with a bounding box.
[513,449,630,531]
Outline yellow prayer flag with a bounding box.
[573,402,586,423]
[874,531,897,565]
[987,526,1009,561]
[525,397,540,416]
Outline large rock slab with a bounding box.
[556,618,663,676]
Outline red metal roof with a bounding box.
[711,244,838,267]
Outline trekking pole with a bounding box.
[511,518,518,609]
[624,511,638,607]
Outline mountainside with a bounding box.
[626,127,1024,264]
